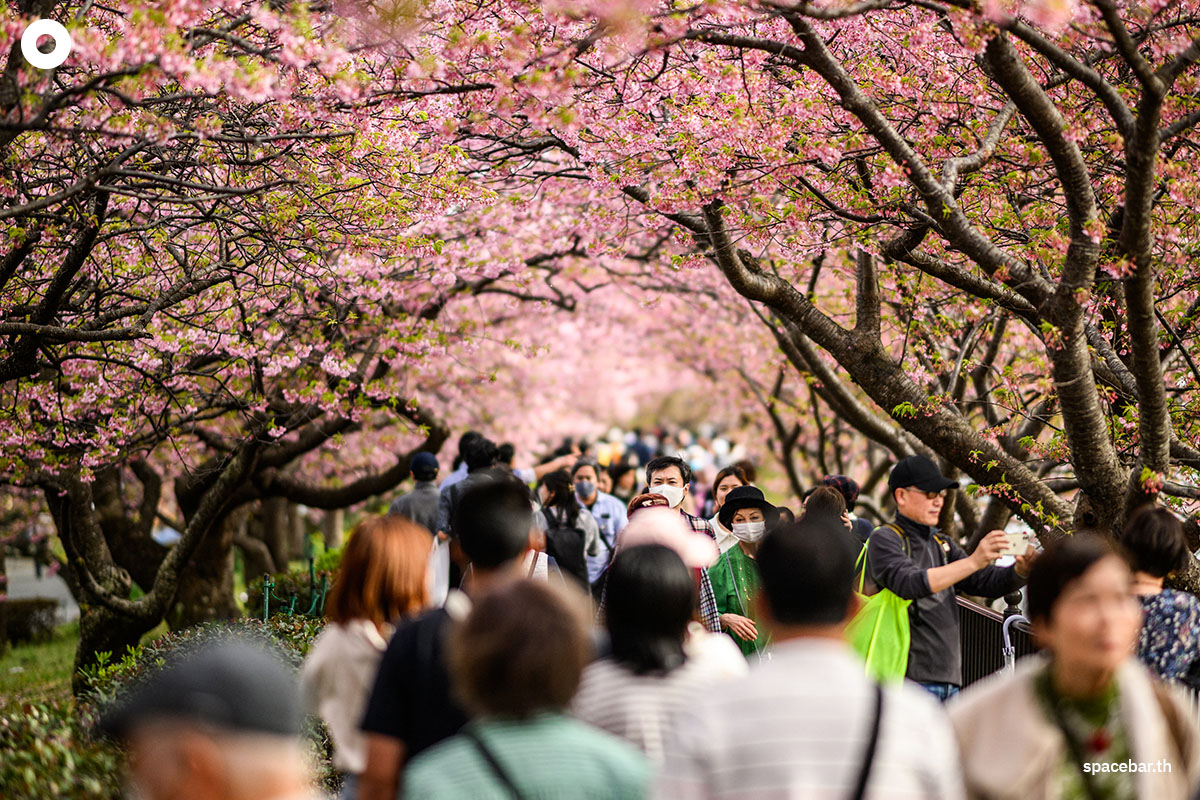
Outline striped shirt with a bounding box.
[572,639,745,764]
[655,638,965,800]
[403,712,650,800]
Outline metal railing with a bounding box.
[957,593,1200,728]
[958,593,1037,687]
[260,541,329,621]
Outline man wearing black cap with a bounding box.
[388,450,440,534]
[98,637,321,800]
[866,454,1036,702]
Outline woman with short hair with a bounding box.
[402,580,650,799]
[1121,505,1200,684]
[949,534,1200,800]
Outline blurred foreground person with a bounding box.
[610,507,745,676]
[403,579,650,799]
[359,478,534,800]
[301,516,432,798]
[1120,506,1200,684]
[950,534,1200,800]
[99,637,322,800]
[627,490,671,517]
[573,544,744,762]
[656,517,964,799]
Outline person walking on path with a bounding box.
[388,452,440,533]
[656,516,965,800]
[302,516,432,798]
[571,457,629,590]
[359,478,536,800]
[1121,506,1200,685]
[403,579,650,799]
[645,455,722,633]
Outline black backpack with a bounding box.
[541,508,589,588]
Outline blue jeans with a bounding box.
[918,681,960,702]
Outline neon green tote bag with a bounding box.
[846,543,912,683]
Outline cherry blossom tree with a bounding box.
[0,0,616,674]
[378,0,1200,574]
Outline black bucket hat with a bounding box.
[719,485,779,531]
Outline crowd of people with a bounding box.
[96,427,1200,800]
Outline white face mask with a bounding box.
[731,521,766,543]
[650,484,685,508]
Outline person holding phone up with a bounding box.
[867,455,1038,702]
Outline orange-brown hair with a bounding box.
[326,515,432,628]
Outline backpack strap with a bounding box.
[880,522,910,558]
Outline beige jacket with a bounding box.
[948,656,1200,800]
[299,619,391,775]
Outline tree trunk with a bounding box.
[261,497,290,570]
[234,506,276,582]
[0,543,7,656]
[323,509,345,550]
[169,513,238,630]
[73,605,156,695]
[287,504,306,562]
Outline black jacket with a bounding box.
[866,514,1025,686]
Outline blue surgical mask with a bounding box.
[575,480,596,500]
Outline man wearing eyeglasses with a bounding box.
[867,454,1036,702]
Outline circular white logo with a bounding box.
[21,19,72,70]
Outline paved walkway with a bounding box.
[5,556,79,623]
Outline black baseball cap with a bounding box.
[97,637,303,740]
[411,451,439,479]
[887,455,959,493]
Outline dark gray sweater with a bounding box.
[866,514,1025,686]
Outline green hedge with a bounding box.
[1,598,59,646]
[0,700,122,799]
[1,615,333,800]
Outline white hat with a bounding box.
[617,508,718,569]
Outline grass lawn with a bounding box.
[0,621,79,707]
[0,620,169,710]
